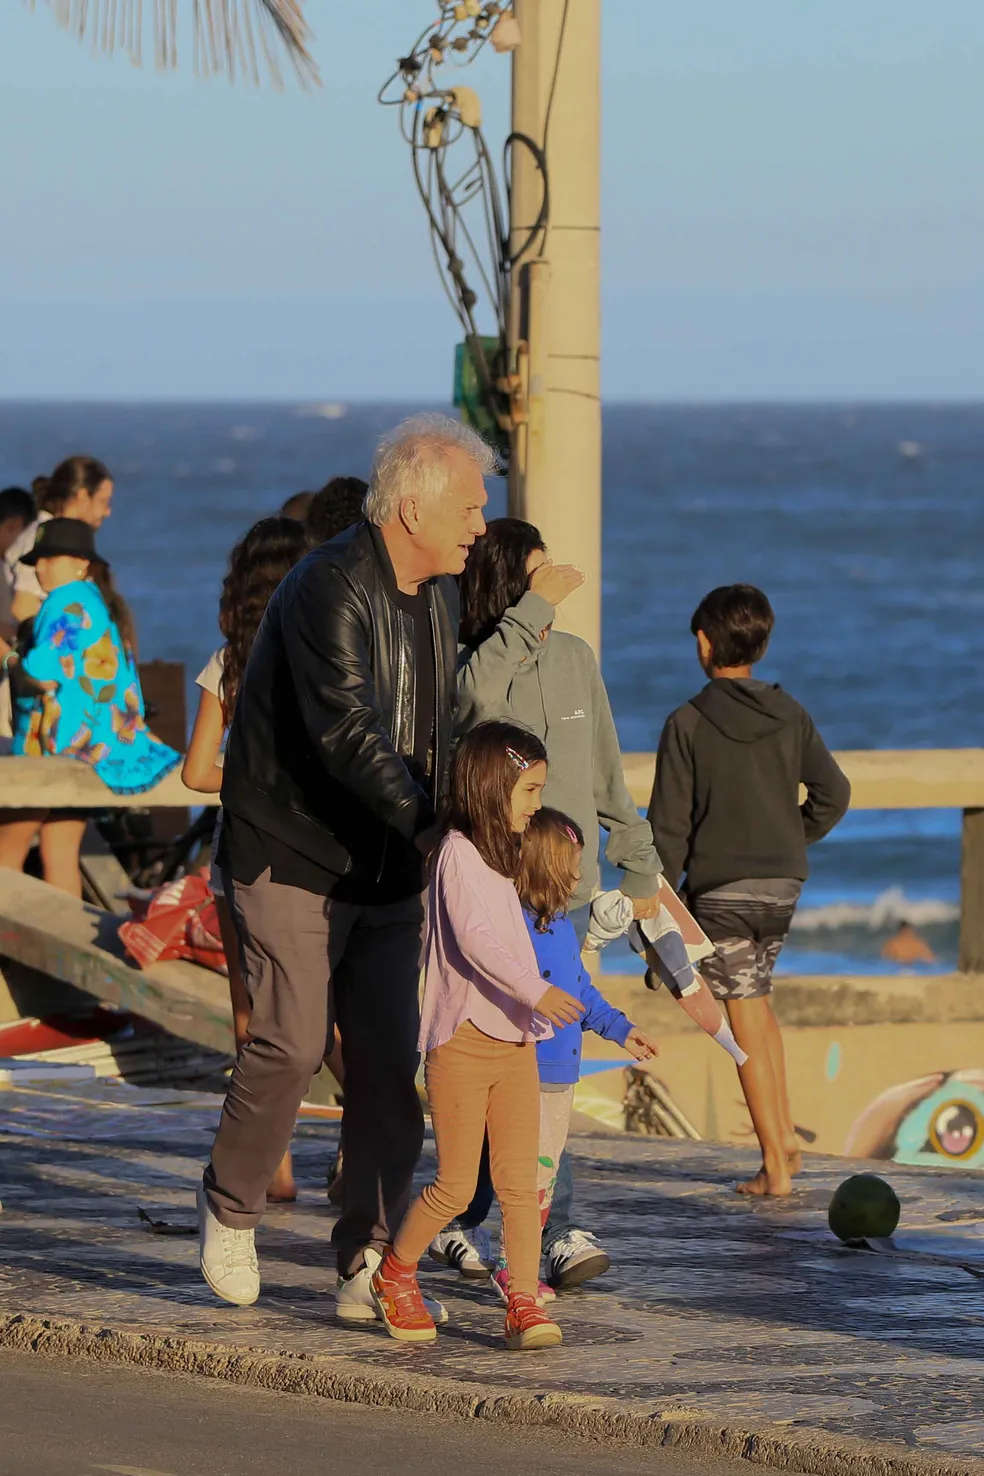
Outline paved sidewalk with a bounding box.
[3,1077,984,1473]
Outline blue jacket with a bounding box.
[527,911,633,1085]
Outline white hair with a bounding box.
[363,412,498,526]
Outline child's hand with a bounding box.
[625,1026,659,1061]
[535,985,586,1027]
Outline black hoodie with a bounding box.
[648,678,850,897]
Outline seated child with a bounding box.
[490,807,658,1301]
[647,584,850,1197]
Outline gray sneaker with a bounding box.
[544,1228,610,1290]
[428,1222,493,1280]
[197,1184,259,1306]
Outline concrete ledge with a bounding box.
[0,754,202,808]
[0,869,235,1055]
[4,747,984,812]
[622,749,984,811]
[2,1313,980,1476]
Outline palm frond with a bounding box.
[34,0,319,87]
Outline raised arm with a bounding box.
[455,588,555,731]
[281,563,432,843]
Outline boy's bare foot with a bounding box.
[785,1140,803,1176]
[267,1151,297,1204]
[736,1160,792,1197]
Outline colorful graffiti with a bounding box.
[845,1070,984,1168]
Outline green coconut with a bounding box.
[828,1173,900,1243]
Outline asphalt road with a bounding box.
[0,1349,759,1476]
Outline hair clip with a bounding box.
[562,824,580,846]
[505,746,531,771]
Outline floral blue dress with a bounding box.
[12,578,181,796]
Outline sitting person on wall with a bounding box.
[0,518,179,896]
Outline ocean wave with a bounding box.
[791,886,959,934]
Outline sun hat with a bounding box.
[19,517,97,566]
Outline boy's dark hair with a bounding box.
[305,477,368,545]
[691,584,774,668]
[0,486,36,525]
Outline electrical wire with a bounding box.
[541,0,570,157]
[379,2,549,423]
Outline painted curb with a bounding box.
[2,1312,982,1476]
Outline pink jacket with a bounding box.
[419,830,552,1052]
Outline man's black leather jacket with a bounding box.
[220,522,458,890]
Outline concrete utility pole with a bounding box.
[508,0,602,654]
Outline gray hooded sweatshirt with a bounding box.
[456,589,663,910]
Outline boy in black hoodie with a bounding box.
[648,585,850,1196]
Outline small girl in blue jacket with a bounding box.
[492,807,658,1302]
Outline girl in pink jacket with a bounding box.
[369,720,584,1351]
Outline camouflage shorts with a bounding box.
[689,895,796,1003]
[698,936,784,1001]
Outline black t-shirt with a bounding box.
[394,584,436,797]
[221,582,436,901]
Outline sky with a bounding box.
[1,1,983,400]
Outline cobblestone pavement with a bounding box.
[3,1077,984,1464]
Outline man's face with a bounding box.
[412,450,488,577]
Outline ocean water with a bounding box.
[2,400,979,975]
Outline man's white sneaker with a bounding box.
[544,1228,611,1290]
[197,1184,260,1307]
[335,1246,448,1324]
[428,1222,493,1281]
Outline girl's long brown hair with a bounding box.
[442,720,547,878]
[88,556,137,658]
[218,516,309,724]
[518,808,585,931]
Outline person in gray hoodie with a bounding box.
[649,584,850,1199]
[457,519,663,918]
[429,518,662,1294]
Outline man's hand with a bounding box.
[632,893,661,921]
[625,1026,659,1061]
[414,825,441,859]
[529,560,585,609]
[535,985,586,1028]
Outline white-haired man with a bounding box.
[197,413,491,1321]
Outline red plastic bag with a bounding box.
[119,870,228,975]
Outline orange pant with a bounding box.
[394,1020,541,1297]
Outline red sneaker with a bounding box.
[370,1249,438,1343]
[504,1292,563,1351]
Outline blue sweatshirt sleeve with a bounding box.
[578,976,632,1047]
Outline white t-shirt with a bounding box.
[196,646,226,706]
[5,510,53,603]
